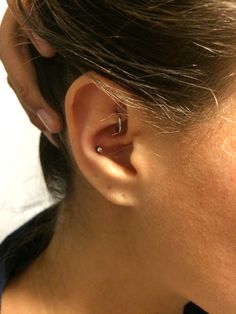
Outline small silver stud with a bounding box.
[96,146,103,153]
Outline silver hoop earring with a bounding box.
[112,113,122,136]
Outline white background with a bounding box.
[0,3,53,242]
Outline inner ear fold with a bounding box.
[94,109,135,173]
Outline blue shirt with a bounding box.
[0,204,208,314]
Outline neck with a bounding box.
[15,191,189,314]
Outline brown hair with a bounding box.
[17,0,236,202]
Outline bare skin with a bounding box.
[2,2,236,314]
[2,70,236,313]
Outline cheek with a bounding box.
[173,140,236,308]
[140,133,236,307]
[175,136,236,251]
[221,135,236,187]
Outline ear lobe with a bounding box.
[64,72,139,207]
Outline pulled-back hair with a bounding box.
[17,0,236,202]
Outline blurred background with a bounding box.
[0,3,54,243]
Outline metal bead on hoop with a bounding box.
[96,112,123,154]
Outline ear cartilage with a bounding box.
[112,113,122,136]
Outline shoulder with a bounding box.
[183,302,209,313]
[0,203,59,293]
[0,203,59,313]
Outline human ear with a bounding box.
[64,71,141,207]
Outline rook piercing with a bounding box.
[96,112,123,153]
[112,113,123,136]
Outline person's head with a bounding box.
[17,1,236,313]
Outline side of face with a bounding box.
[137,94,236,313]
[64,71,236,313]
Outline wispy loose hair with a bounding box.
[16,0,236,201]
